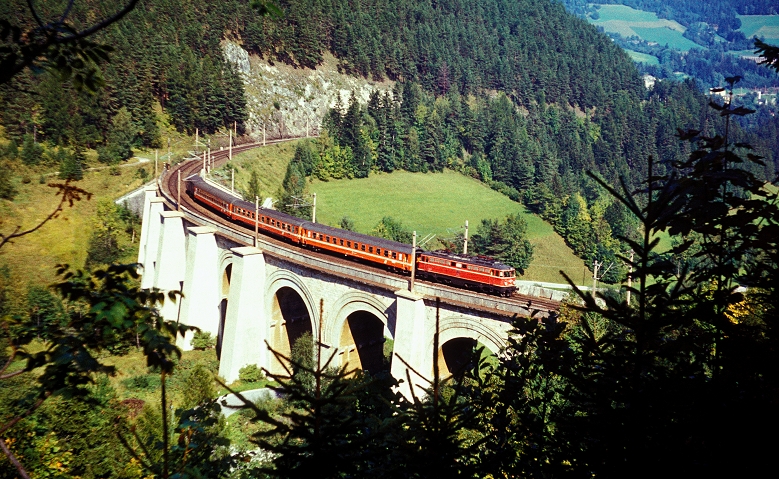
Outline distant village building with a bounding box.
[643,74,657,89]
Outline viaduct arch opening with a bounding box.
[437,338,484,379]
[216,264,232,360]
[339,311,390,376]
[269,286,313,375]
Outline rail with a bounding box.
[155,140,558,318]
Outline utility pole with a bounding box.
[311,193,317,223]
[592,259,601,298]
[177,170,181,211]
[229,129,233,161]
[155,149,158,177]
[463,220,469,255]
[626,249,634,305]
[254,196,259,248]
[410,231,417,292]
[592,259,614,299]
[195,128,199,153]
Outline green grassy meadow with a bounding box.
[0,159,151,288]
[626,49,659,65]
[308,170,589,284]
[214,141,298,200]
[738,15,779,43]
[590,4,701,51]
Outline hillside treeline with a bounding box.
[299,76,778,281]
[564,0,778,36]
[0,0,644,157]
[0,0,249,164]
[2,0,778,276]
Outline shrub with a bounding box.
[180,364,216,409]
[238,364,265,383]
[191,330,216,350]
[122,374,161,391]
[487,180,521,202]
[0,165,16,200]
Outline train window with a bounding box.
[347,241,352,248]
[326,236,330,242]
[377,248,381,256]
[361,245,365,251]
[339,239,344,246]
[384,250,389,257]
[369,247,374,253]
[392,252,397,259]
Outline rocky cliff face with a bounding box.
[222,41,393,140]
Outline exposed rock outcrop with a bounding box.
[221,41,393,140]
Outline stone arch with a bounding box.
[216,251,234,360]
[431,315,508,379]
[265,270,319,374]
[437,317,506,354]
[326,292,393,373]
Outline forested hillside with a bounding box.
[2,0,778,276]
[562,0,779,88]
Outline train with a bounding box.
[185,175,517,296]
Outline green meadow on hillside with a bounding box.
[308,170,589,285]
[214,141,298,201]
[626,49,659,64]
[738,14,779,43]
[590,4,701,51]
[0,161,149,290]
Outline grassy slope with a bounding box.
[738,14,779,42]
[590,4,700,51]
[308,169,589,285]
[0,161,150,288]
[626,49,660,65]
[212,141,298,201]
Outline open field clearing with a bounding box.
[738,15,779,42]
[309,170,589,284]
[626,49,659,65]
[590,4,701,51]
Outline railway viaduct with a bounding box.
[138,155,557,398]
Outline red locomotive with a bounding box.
[185,175,516,296]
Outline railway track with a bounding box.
[159,139,561,316]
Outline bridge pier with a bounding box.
[137,185,159,270]
[140,197,166,289]
[391,290,433,399]
[154,211,187,324]
[178,226,220,350]
[219,247,269,383]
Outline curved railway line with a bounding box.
[158,139,561,316]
